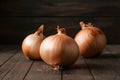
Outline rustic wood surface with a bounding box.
[0,45,120,80]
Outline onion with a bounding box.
[40,26,79,70]
[22,25,45,60]
[74,22,106,57]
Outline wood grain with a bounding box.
[84,46,120,80]
[0,45,120,80]
[2,51,33,80]
[24,61,61,80]
[0,51,19,79]
[0,50,17,67]
[62,57,94,80]
[0,45,18,66]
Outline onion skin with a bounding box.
[40,26,79,69]
[22,25,45,60]
[75,22,107,57]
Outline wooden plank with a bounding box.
[0,49,17,66]
[0,51,19,79]
[24,61,61,80]
[0,45,18,66]
[62,57,94,80]
[106,45,120,53]
[84,45,120,80]
[105,45,120,80]
[2,50,33,80]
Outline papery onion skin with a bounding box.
[40,26,79,69]
[22,25,45,60]
[75,22,107,57]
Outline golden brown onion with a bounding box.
[40,26,79,70]
[22,25,45,60]
[75,22,107,57]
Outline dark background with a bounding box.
[0,0,120,45]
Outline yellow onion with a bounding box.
[40,26,79,70]
[74,22,106,57]
[22,25,45,60]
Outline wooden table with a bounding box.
[0,45,120,80]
